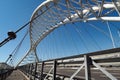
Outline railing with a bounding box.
[18,48,120,80]
[0,69,13,80]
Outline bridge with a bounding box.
[0,0,120,80]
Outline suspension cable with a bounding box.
[74,22,102,50]
[110,22,120,39]
[87,22,110,38]
[64,24,80,54]
[72,22,89,52]
[84,24,102,50]
[0,4,54,47]
[106,21,116,48]
[6,30,28,65]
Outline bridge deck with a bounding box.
[5,69,28,80]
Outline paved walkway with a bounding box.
[6,70,28,80]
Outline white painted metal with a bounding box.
[92,61,117,80]
[44,65,54,80]
[106,21,116,48]
[84,55,91,80]
[30,1,120,49]
[17,0,120,69]
[70,62,85,80]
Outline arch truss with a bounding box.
[17,0,120,66]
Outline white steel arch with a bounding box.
[30,0,120,49]
[17,0,120,66]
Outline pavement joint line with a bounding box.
[18,69,30,80]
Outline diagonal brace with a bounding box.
[70,62,85,80]
[92,61,117,80]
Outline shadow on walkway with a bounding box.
[6,69,28,80]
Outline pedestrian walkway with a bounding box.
[5,69,28,80]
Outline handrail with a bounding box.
[17,48,120,80]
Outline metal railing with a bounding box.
[0,69,13,80]
[18,48,120,80]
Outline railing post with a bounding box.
[53,60,57,80]
[84,55,92,80]
[34,62,38,80]
[40,62,44,80]
[27,64,30,76]
[29,63,33,79]
[1,69,3,80]
[26,64,30,78]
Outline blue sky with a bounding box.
[0,0,120,64]
[0,0,44,62]
[37,21,120,60]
